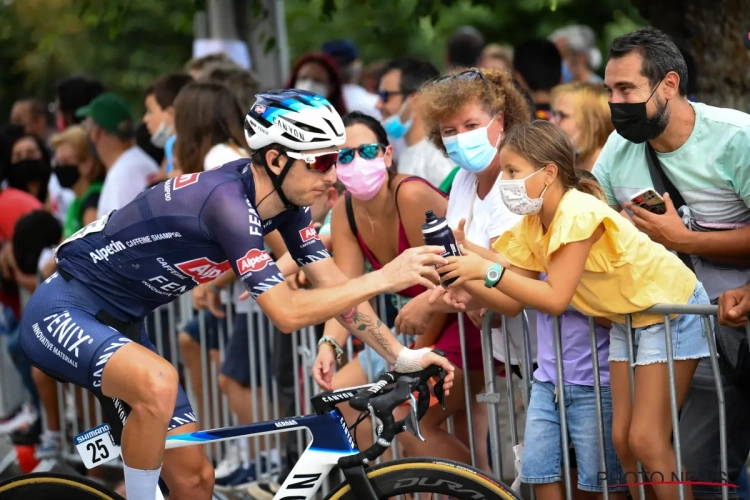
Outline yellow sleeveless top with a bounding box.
[493,189,696,327]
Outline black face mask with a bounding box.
[7,159,50,190]
[54,164,81,189]
[608,81,670,144]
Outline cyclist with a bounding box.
[19,89,455,500]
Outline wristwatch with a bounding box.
[484,263,505,288]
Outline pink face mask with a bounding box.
[337,156,388,201]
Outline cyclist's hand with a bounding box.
[395,347,455,395]
[719,284,750,327]
[313,345,336,390]
[380,246,447,293]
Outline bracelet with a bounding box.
[209,283,221,294]
[318,336,344,365]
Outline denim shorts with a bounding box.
[522,378,627,492]
[609,283,711,365]
[180,309,229,351]
[220,312,273,388]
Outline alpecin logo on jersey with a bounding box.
[299,222,320,244]
[173,172,202,190]
[236,249,273,276]
[175,257,231,284]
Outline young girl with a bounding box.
[434,120,710,500]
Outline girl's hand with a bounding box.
[438,245,493,287]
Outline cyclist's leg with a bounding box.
[19,274,168,498]
[138,325,214,500]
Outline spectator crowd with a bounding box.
[2,21,750,500]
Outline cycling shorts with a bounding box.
[19,272,195,432]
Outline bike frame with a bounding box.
[165,408,359,500]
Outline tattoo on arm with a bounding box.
[338,306,390,352]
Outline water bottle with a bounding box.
[421,210,462,287]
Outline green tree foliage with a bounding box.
[0,0,195,119]
[285,0,643,70]
[0,0,643,119]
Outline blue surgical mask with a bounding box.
[441,116,501,173]
[382,114,413,140]
[561,60,574,83]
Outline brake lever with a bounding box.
[401,391,425,442]
[432,369,447,411]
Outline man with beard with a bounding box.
[593,27,750,499]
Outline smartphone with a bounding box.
[630,188,667,215]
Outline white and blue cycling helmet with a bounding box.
[244,89,346,210]
[244,89,345,151]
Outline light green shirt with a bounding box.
[592,101,750,299]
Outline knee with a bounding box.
[612,425,633,460]
[218,373,235,395]
[627,426,667,465]
[130,362,179,422]
[170,458,214,497]
[178,332,197,353]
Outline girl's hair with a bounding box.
[502,120,607,202]
[550,82,613,165]
[50,125,106,182]
[286,53,348,116]
[341,111,397,176]
[419,68,532,156]
[173,81,249,174]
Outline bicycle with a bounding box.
[0,358,519,499]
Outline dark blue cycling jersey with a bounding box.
[55,159,330,319]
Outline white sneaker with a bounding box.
[215,443,242,479]
[35,430,63,460]
[0,404,38,434]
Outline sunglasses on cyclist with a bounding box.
[338,143,386,165]
[432,69,489,87]
[285,150,340,173]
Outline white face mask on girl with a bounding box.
[497,168,548,216]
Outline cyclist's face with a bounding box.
[279,146,339,207]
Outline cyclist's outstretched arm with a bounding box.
[300,258,412,364]
[203,188,445,334]
[252,247,444,337]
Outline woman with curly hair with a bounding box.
[394,68,535,470]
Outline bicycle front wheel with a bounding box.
[325,458,519,500]
[0,472,124,500]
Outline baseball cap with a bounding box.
[321,39,359,67]
[75,92,134,135]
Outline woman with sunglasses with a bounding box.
[309,111,485,468]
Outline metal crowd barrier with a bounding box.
[0,288,744,500]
